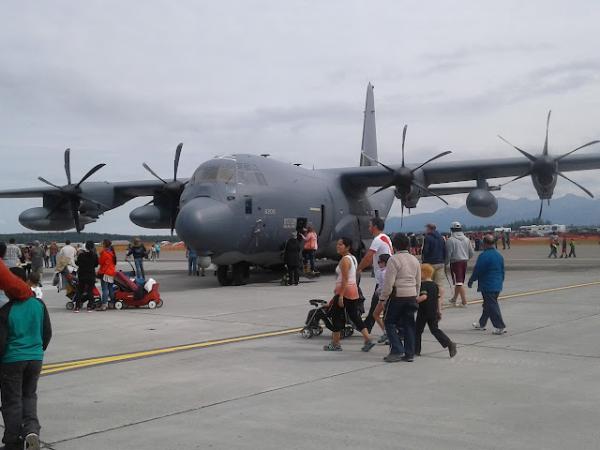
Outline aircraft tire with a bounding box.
[217,265,233,286]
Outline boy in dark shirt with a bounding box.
[416,263,457,358]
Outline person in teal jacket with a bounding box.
[0,265,52,450]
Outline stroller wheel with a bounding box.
[66,301,74,310]
[157,299,164,308]
[314,327,323,336]
[114,301,124,310]
[301,327,313,339]
[148,300,157,309]
[342,327,354,339]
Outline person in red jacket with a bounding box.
[0,260,32,302]
[97,240,117,311]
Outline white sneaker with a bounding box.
[492,328,507,335]
[25,433,40,450]
[472,322,486,330]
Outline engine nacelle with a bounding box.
[466,189,498,218]
[129,205,172,229]
[18,207,93,231]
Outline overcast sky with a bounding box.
[1,1,600,234]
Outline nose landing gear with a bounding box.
[216,262,250,286]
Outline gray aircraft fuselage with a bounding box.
[175,154,394,267]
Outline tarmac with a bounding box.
[7,244,600,449]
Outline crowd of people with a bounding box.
[319,218,508,362]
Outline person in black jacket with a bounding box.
[126,238,148,280]
[74,241,98,312]
[283,232,302,286]
[422,223,447,302]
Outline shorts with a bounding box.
[450,260,467,285]
[431,263,445,288]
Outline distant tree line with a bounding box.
[0,232,179,244]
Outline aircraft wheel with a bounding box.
[66,301,74,310]
[114,301,124,310]
[148,300,157,309]
[217,265,233,286]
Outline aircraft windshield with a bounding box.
[191,159,236,185]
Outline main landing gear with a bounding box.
[216,262,250,286]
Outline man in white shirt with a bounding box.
[445,221,475,306]
[57,240,77,267]
[357,217,393,334]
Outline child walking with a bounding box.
[0,263,52,450]
[415,263,457,358]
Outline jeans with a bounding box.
[50,255,57,268]
[134,258,145,279]
[100,279,114,305]
[0,360,43,447]
[479,291,506,329]
[188,257,198,275]
[384,297,417,356]
[302,250,316,272]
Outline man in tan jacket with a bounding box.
[379,233,421,362]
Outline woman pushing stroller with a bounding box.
[96,240,116,311]
[74,241,98,312]
[322,238,375,352]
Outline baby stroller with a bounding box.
[301,299,355,339]
[64,272,102,311]
[112,261,163,310]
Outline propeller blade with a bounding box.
[543,110,551,156]
[500,170,532,187]
[70,198,81,232]
[537,200,544,220]
[76,163,106,188]
[143,163,168,184]
[174,143,183,181]
[45,198,68,219]
[64,148,72,185]
[401,125,407,168]
[412,181,449,205]
[371,181,396,196]
[557,172,594,198]
[556,140,600,161]
[360,152,396,175]
[38,177,63,190]
[498,135,537,162]
[400,203,404,228]
[411,151,452,173]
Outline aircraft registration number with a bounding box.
[264,208,277,215]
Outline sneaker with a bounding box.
[383,353,404,363]
[73,308,80,313]
[459,302,467,308]
[323,343,342,351]
[492,328,507,335]
[24,433,40,450]
[448,342,457,358]
[96,304,108,311]
[449,299,457,306]
[401,355,414,362]
[361,340,376,352]
[377,334,388,344]
[472,322,486,330]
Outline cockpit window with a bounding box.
[191,159,236,185]
[236,163,268,186]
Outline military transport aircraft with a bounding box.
[1,84,600,285]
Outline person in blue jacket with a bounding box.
[467,234,507,335]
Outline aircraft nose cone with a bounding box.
[175,197,233,253]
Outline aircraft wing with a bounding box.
[0,187,58,198]
[336,153,600,188]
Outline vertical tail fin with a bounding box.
[359,82,378,167]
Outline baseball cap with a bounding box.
[451,221,462,230]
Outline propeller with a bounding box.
[362,124,452,226]
[498,110,600,219]
[39,148,106,232]
[142,143,188,235]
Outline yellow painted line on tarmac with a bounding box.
[41,328,302,376]
[42,280,600,376]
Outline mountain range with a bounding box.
[386,194,600,232]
